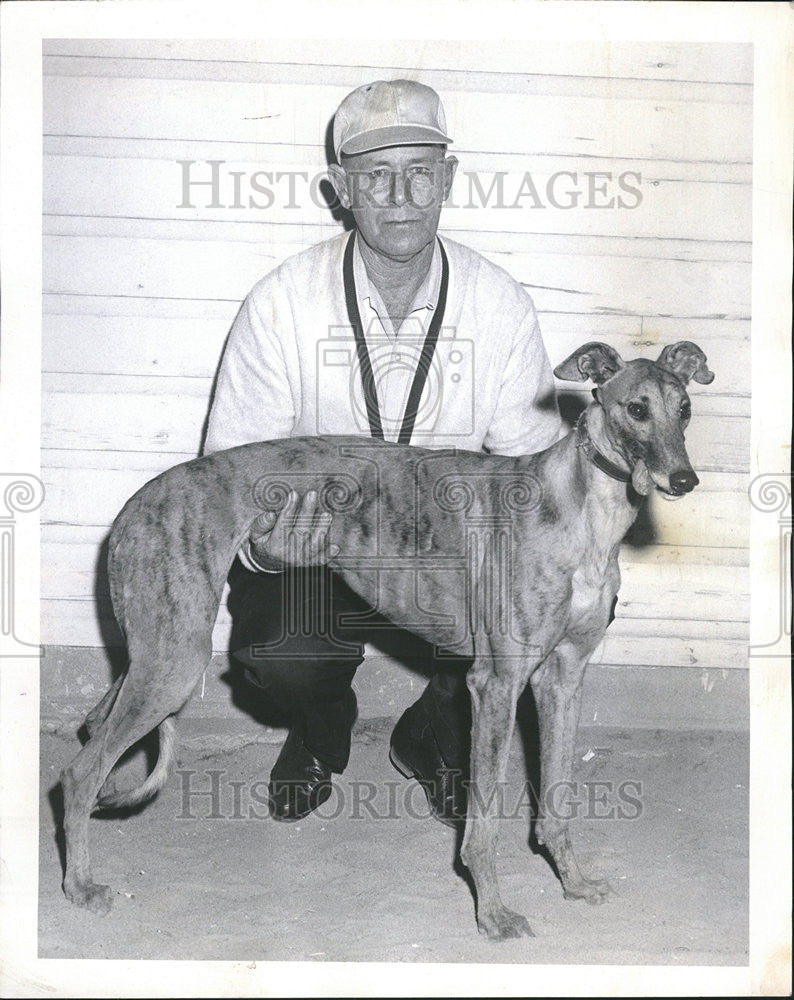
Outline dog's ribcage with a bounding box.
[108,436,541,655]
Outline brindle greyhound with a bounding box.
[60,341,713,940]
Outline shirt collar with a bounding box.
[352,232,442,320]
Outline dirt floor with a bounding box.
[39,720,748,965]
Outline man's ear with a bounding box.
[443,155,458,200]
[326,163,352,211]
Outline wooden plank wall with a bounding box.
[42,39,752,672]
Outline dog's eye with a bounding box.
[627,402,649,421]
[680,401,691,421]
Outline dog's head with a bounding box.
[554,341,714,498]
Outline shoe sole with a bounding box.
[268,781,333,823]
[388,745,415,780]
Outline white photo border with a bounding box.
[1,1,790,996]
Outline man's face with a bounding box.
[328,145,458,263]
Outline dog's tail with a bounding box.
[96,716,177,810]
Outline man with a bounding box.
[204,79,563,823]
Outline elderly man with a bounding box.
[204,80,563,823]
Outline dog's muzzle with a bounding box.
[668,469,699,495]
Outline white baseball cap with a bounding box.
[333,80,452,161]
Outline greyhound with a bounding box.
[59,341,713,940]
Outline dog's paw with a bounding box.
[478,906,535,941]
[65,879,114,916]
[563,876,612,905]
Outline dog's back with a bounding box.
[107,435,557,653]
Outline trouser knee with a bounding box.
[227,560,366,707]
[234,646,361,710]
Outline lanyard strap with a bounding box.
[342,231,449,445]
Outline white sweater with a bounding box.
[204,231,563,458]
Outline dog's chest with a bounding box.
[566,547,620,637]
[563,486,631,625]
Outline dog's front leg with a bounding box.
[460,645,534,940]
[530,639,611,904]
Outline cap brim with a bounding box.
[339,124,452,157]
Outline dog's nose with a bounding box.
[669,469,699,494]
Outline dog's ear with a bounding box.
[554,343,626,385]
[656,341,715,385]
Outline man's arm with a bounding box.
[204,290,296,455]
[482,303,565,457]
[205,285,338,572]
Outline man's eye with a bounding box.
[627,402,649,421]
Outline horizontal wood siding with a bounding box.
[41,39,752,669]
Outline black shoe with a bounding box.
[389,706,468,827]
[268,727,333,822]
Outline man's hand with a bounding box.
[248,490,340,571]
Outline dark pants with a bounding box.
[227,561,472,773]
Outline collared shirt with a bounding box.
[353,231,442,342]
[352,234,443,439]
[204,231,564,457]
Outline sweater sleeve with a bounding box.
[203,282,297,572]
[482,300,565,457]
[203,286,296,455]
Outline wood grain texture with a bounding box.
[44,234,751,320]
[40,41,752,666]
[45,152,750,243]
[42,38,753,87]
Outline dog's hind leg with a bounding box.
[530,639,611,904]
[81,673,125,799]
[460,638,536,941]
[61,643,208,914]
[83,674,124,737]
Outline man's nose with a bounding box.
[388,171,408,206]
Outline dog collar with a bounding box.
[575,412,632,484]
